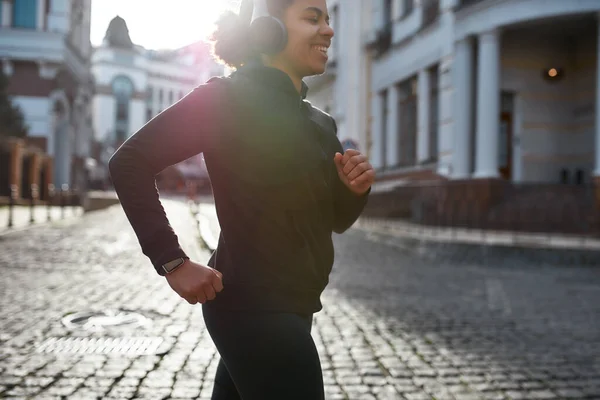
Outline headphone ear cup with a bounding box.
[249,16,288,55]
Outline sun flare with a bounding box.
[92,0,242,50]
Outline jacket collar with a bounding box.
[236,61,309,100]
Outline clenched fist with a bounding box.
[166,260,223,304]
[334,149,375,195]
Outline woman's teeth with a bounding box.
[313,46,328,55]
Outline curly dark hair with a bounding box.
[210,0,295,69]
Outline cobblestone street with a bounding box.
[1,199,599,400]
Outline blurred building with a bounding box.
[90,16,223,188]
[0,0,95,189]
[312,0,600,233]
[369,0,600,187]
[305,0,373,155]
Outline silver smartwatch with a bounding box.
[161,257,187,275]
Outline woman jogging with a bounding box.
[109,0,375,398]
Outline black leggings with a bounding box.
[202,305,325,400]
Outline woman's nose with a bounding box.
[321,23,334,38]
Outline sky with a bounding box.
[90,0,241,50]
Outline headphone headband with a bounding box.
[239,0,288,56]
[252,0,270,21]
[239,0,254,25]
[240,0,270,24]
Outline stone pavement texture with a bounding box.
[1,199,600,400]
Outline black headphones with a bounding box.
[240,0,288,55]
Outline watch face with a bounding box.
[164,258,184,273]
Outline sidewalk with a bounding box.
[355,217,600,251]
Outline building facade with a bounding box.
[91,16,223,186]
[0,0,95,190]
[369,0,600,188]
[302,0,600,232]
[305,0,373,155]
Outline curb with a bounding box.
[354,219,600,251]
[196,212,218,251]
[191,202,219,252]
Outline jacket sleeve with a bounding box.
[330,120,371,234]
[108,78,227,274]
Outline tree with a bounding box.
[0,70,28,138]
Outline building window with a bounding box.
[168,90,173,105]
[398,78,417,167]
[179,90,184,100]
[461,0,484,6]
[429,67,439,161]
[422,0,440,27]
[44,0,50,30]
[158,88,164,109]
[146,86,153,106]
[13,0,38,29]
[384,0,393,24]
[112,76,134,143]
[381,89,388,168]
[402,0,414,18]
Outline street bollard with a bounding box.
[7,185,14,228]
[47,184,55,222]
[29,184,39,224]
[61,184,69,219]
[7,184,18,228]
[70,188,75,216]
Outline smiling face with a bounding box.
[268,0,334,79]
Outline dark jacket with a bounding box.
[109,63,370,314]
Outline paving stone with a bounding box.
[555,388,586,398]
[481,393,508,400]
[405,393,434,400]
[0,376,22,386]
[69,388,105,399]
[325,394,347,400]
[506,391,530,400]
[171,386,202,398]
[520,381,545,389]
[106,385,137,398]
[339,375,363,385]
[3,385,41,397]
[363,375,388,386]
[439,376,463,385]
[27,397,62,400]
[527,390,557,399]
[42,385,79,397]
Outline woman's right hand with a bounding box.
[165,260,224,304]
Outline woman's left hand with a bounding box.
[334,150,375,195]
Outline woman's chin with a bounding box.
[308,64,327,76]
